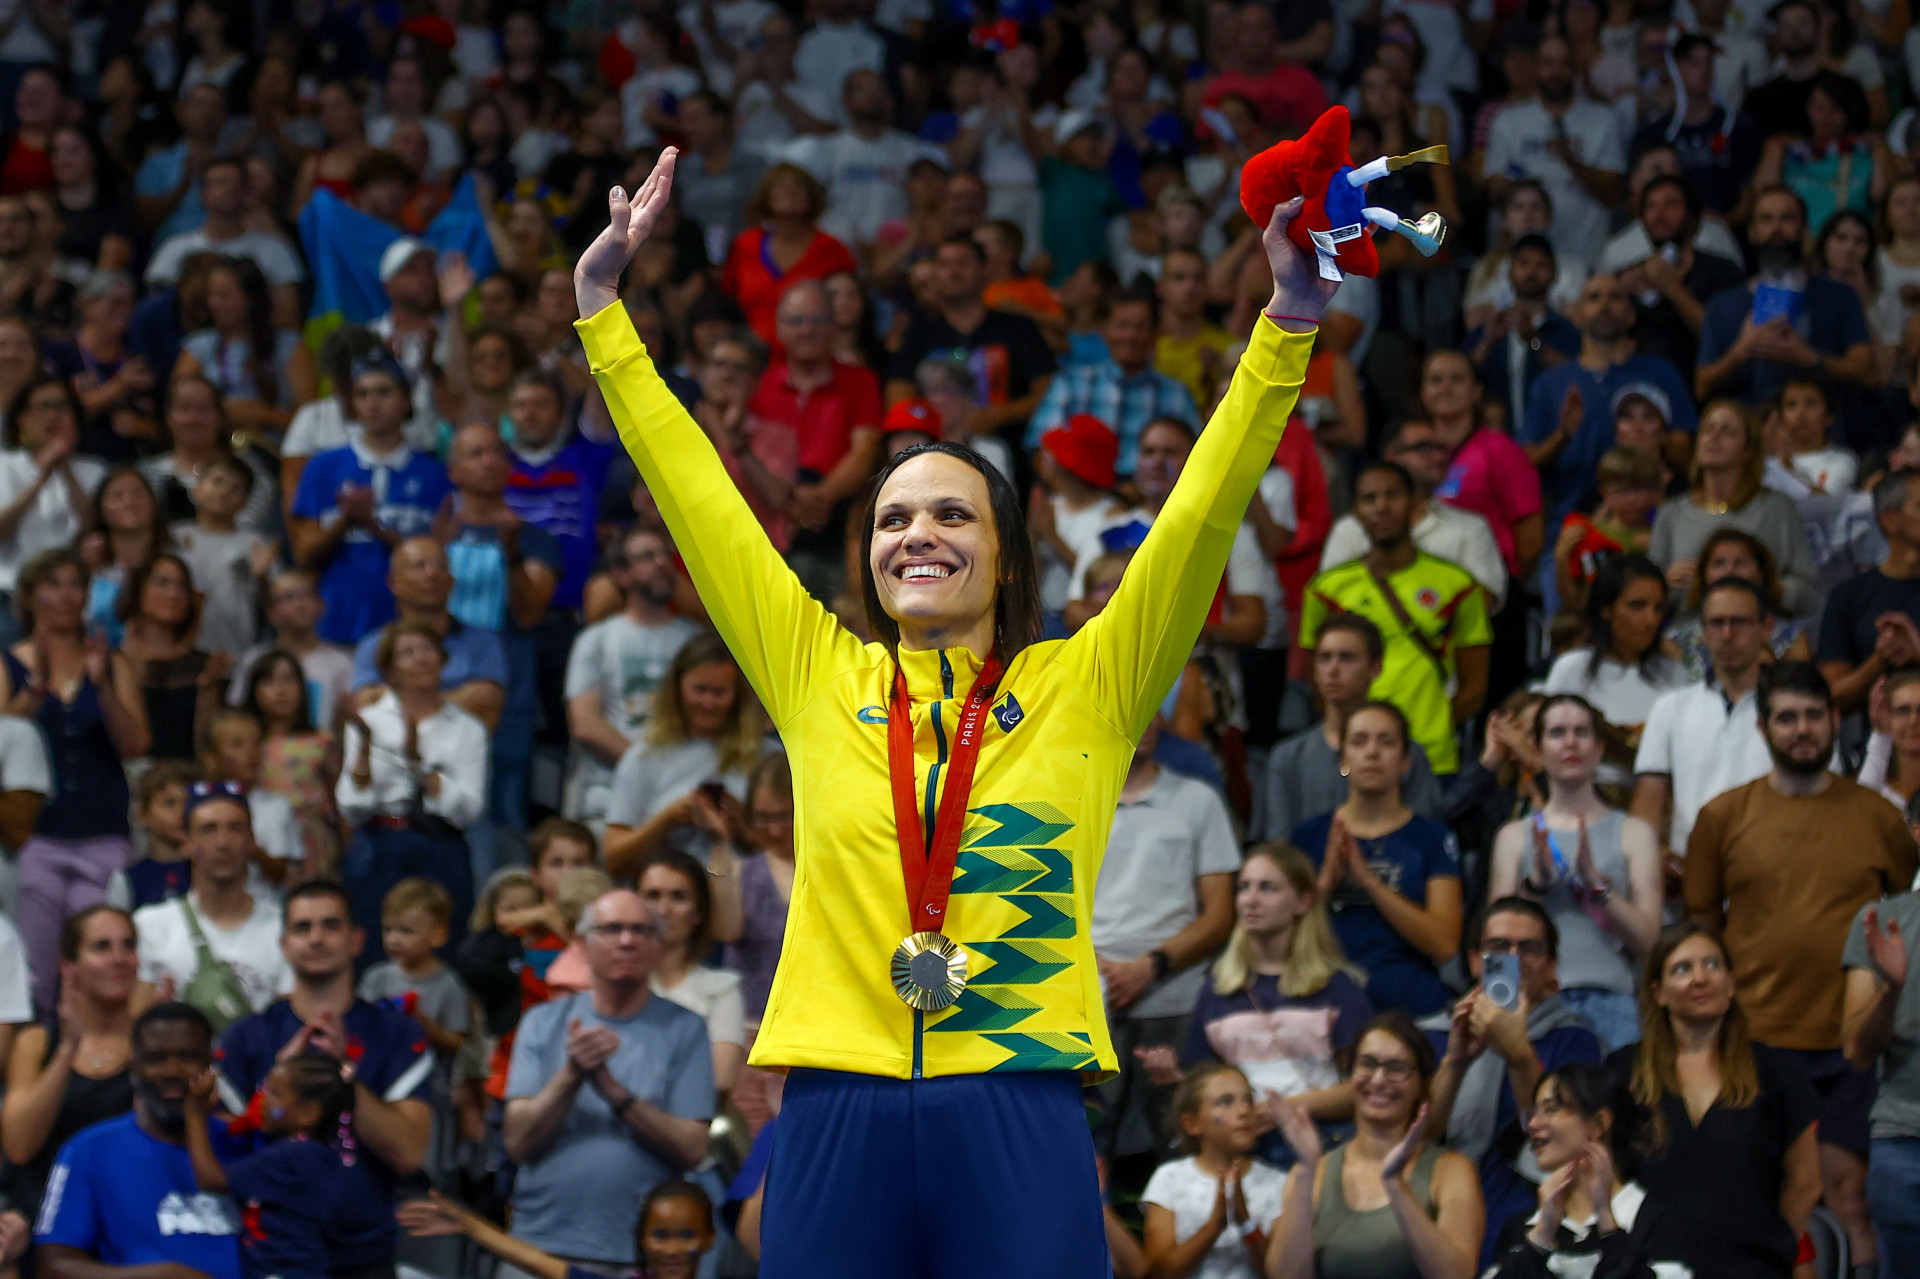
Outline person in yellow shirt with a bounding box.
[1154,247,1235,409]
[571,149,1328,1278]
[1298,462,1492,775]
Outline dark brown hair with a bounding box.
[857,441,1042,670]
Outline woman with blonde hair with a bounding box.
[1648,400,1817,617]
[1138,844,1371,1133]
[1620,922,1820,1278]
[603,632,768,877]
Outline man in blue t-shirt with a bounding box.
[1421,898,1604,1268]
[36,1003,243,1279]
[347,538,509,725]
[1697,185,1875,413]
[1519,272,1698,522]
[504,369,617,612]
[213,882,430,1265]
[290,355,452,646]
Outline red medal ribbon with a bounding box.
[886,655,1004,936]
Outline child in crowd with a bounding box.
[241,649,341,878]
[229,568,355,735]
[1553,447,1663,609]
[451,869,542,1149]
[358,879,472,1182]
[1770,378,1859,495]
[542,866,617,995]
[183,1051,396,1279]
[1140,1063,1285,1279]
[976,218,1064,339]
[1032,413,1126,618]
[398,1180,716,1279]
[170,455,276,659]
[199,707,300,891]
[125,761,198,908]
[1040,114,1128,286]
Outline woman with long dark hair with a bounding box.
[79,466,168,647]
[1541,554,1686,755]
[639,849,747,1101]
[116,551,224,762]
[243,648,339,878]
[572,152,1329,1275]
[1618,923,1821,1278]
[171,257,307,440]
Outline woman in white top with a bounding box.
[1141,1062,1286,1279]
[0,375,104,640]
[1489,694,1663,1051]
[1542,554,1686,770]
[637,848,746,1102]
[603,632,766,878]
[337,621,489,964]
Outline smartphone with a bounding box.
[697,780,728,805]
[1482,952,1522,1012]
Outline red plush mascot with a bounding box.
[1239,105,1450,281]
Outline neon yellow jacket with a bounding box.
[578,302,1312,1080]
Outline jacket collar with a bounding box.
[895,644,988,706]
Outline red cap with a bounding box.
[1041,413,1118,489]
[400,15,458,50]
[883,397,942,433]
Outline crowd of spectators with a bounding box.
[5,0,1920,1277]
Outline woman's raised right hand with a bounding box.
[574,150,681,320]
[1269,1096,1323,1165]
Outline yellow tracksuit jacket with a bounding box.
[578,302,1311,1080]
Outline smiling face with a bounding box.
[868,452,1003,646]
[640,1194,715,1279]
[66,909,139,1007]
[1350,1028,1423,1126]
[678,661,738,739]
[1526,1075,1609,1174]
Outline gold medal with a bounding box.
[890,931,968,1010]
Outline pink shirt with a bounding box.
[1435,426,1542,576]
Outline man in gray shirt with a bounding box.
[1091,716,1238,1169]
[1842,869,1920,1265]
[1257,613,1443,842]
[505,889,713,1274]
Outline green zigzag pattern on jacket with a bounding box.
[927,987,1043,1032]
[984,1031,1098,1072]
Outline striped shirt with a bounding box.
[1025,359,1200,476]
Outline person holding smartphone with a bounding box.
[1417,897,1603,1268]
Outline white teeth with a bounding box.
[901,564,950,580]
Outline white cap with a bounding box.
[378,237,435,284]
[1054,109,1102,146]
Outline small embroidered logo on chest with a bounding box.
[993,693,1025,734]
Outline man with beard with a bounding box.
[776,70,946,252]
[1686,661,1917,1276]
[213,881,431,1255]
[1519,273,1697,523]
[1608,174,1746,372]
[1482,35,1626,270]
[1738,0,1828,140]
[1697,185,1876,404]
[35,1003,244,1279]
[562,526,703,826]
[1296,462,1490,776]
